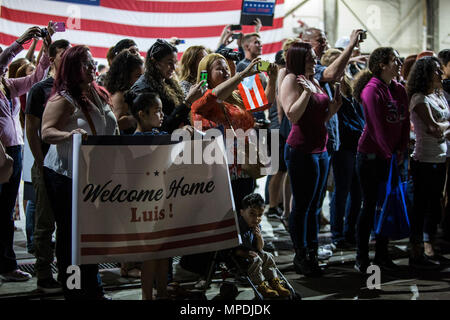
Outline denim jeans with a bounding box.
[0,145,22,273]
[355,153,390,261]
[25,200,36,253]
[410,159,446,244]
[330,149,361,243]
[285,145,329,251]
[43,167,103,299]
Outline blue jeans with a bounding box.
[25,200,36,253]
[355,153,390,261]
[0,145,22,273]
[330,149,361,243]
[285,145,329,251]
[43,167,103,299]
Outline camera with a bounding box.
[216,47,244,62]
[359,30,367,42]
[40,28,48,38]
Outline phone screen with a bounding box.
[200,70,208,87]
[230,25,242,31]
[258,61,270,72]
[53,22,66,32]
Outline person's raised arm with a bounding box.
[213,58,260,101]
[280,74,312,123]
[264,63,278,104]
[321,29,364,82]
[41,95,87,144]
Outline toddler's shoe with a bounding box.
[269,278,291,297]
[257,281,279,298]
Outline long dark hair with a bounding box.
[352,47,394,102]
[285,42,312,76]
[144,40,184,107]
[51,45,109,109]
[105,50,143,94]
[406,56,442,99]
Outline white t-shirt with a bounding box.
[410,92,450,163]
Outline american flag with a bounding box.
[0,0,285,65]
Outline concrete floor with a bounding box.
[2,180,450,300]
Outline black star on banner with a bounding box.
[154,170,159,176]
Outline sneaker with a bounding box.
[318,246,333,260]
[266,207,282,219]
[354,258,371,274]
[409,255,440,270]
[257,281,279,298]
[269,278,291,297]
[322,243,336,252]
[0,269,32,282]
[37,277,63,294]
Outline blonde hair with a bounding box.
[179,45,206,84]
[196,53,244,108]
[320,48,342,67]
[282,38,301,61]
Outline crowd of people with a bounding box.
[1,19,450,300]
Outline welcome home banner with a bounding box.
[72,134,240,265]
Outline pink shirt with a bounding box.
[0,41,50,147]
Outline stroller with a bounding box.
[179,249,301,300]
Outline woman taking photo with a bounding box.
[352,47,410,273]
[190,53,277,212]
[279,42,341,276]
[0,26,51,282]
[129,39,204,134]
[179,45,208,96]
[105,50,144,134]
[407,56,450,268]
[41,46,119,299]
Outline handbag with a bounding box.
[220,105,268,179]
[374,154,410,240]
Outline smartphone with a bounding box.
[53,22,66,32]
[231,33,242,40]
[200,70,208,87]
[230,24,242,31]
[257,60,270,72]
[359,30,367,42]
[334,82,341,99]
[175,39,185,45]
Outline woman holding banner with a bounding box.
[190,53,278,213]
[41,45,119,300]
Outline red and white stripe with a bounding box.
[0,0,285,66]
[238,73,269,112]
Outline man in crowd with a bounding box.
[25,39,70,293]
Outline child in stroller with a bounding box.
[235,193,291,298]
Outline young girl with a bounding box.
[125,91,168,300]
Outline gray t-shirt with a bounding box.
[410,92,450,163]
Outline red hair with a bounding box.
[51,45,110,109]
